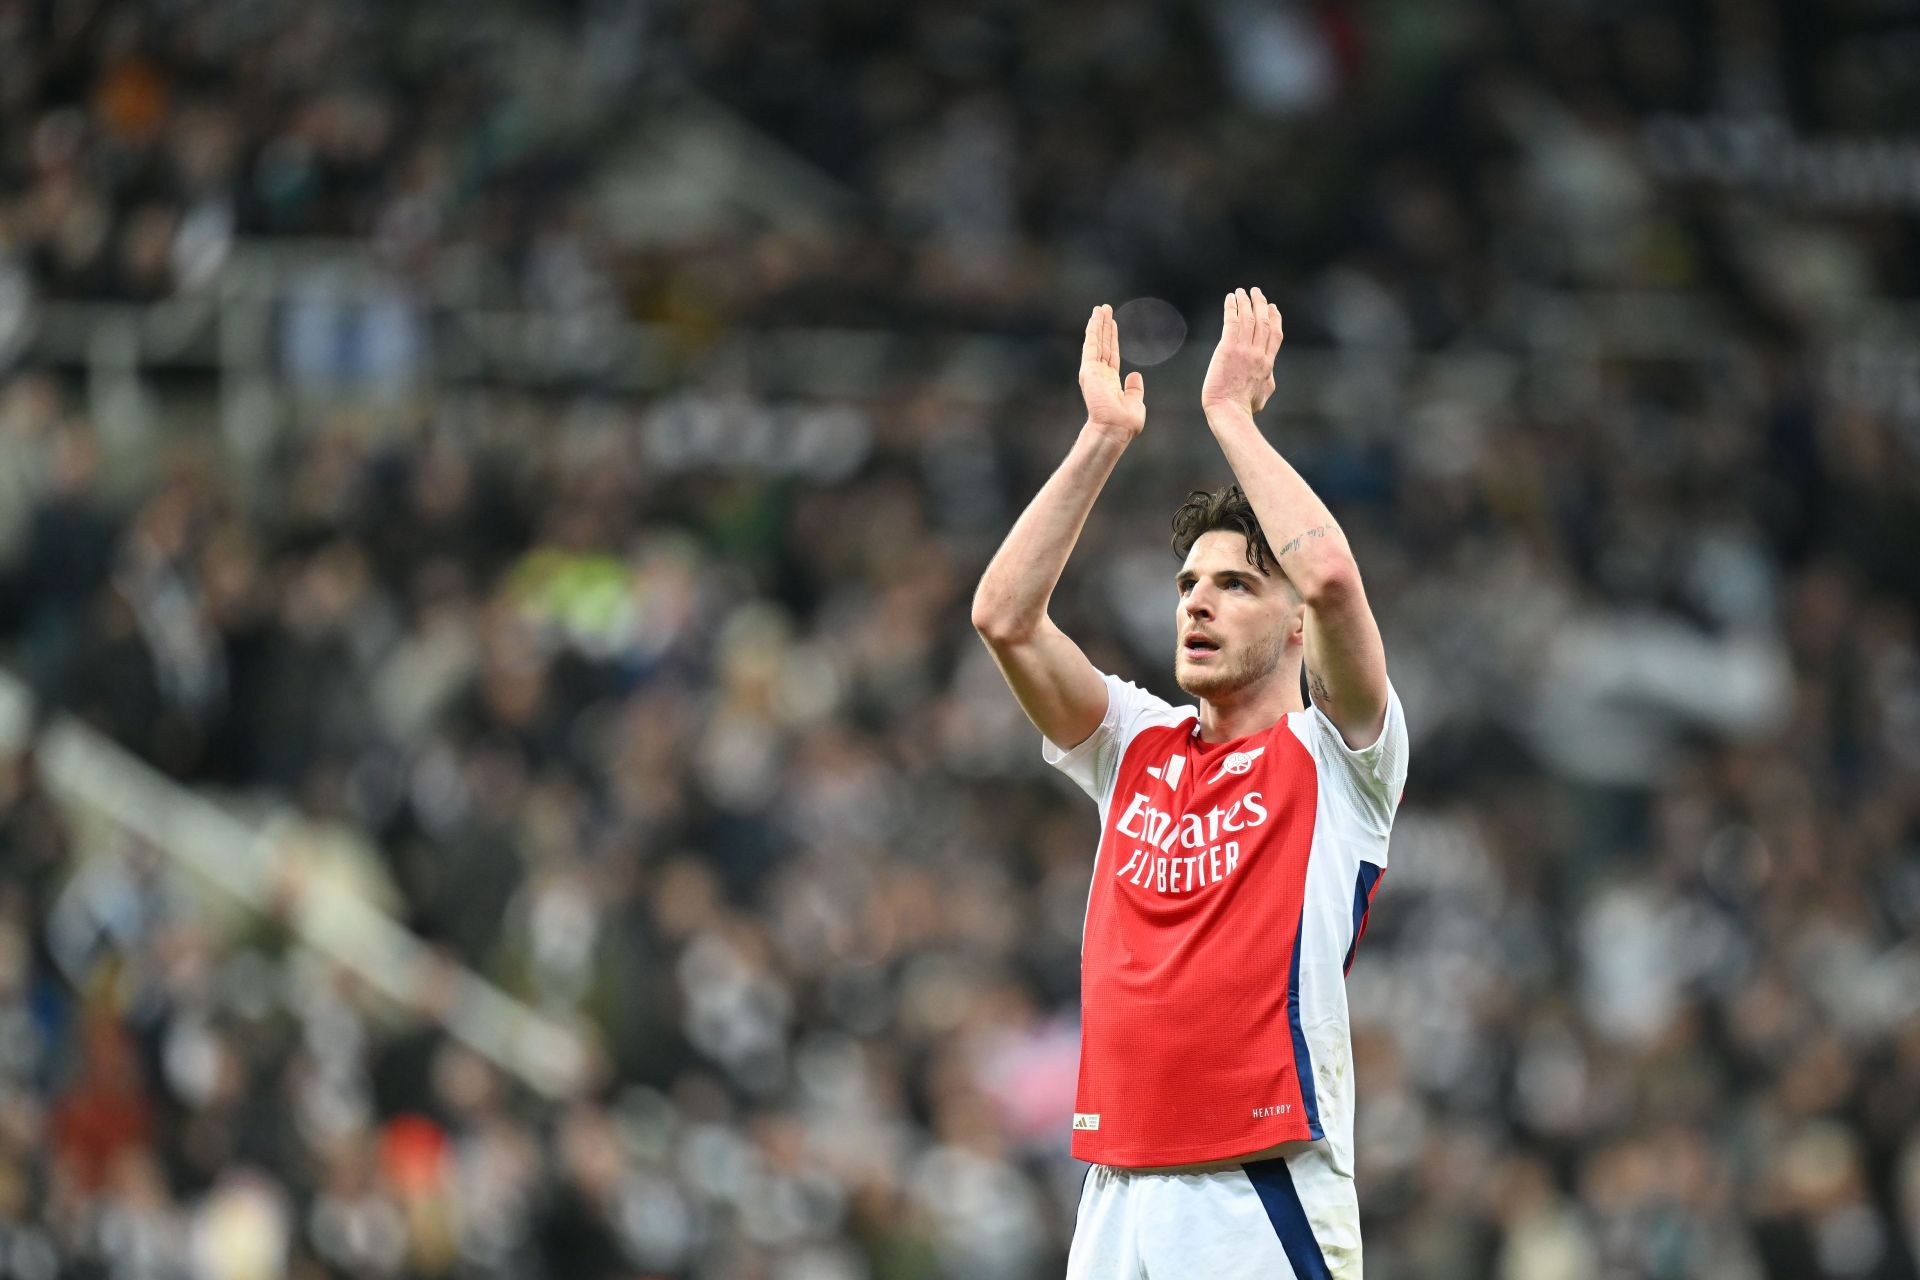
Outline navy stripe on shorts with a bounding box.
[1245,1155,1333,1280]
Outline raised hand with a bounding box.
[1200,287,1283,417]
[1079,304,1146,443]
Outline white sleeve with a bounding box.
[1042,674,1181,805]
[1307,679,1410,837]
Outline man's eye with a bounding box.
[1177,581,1192,595]
[1226,580,1246,591]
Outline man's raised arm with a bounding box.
[971,305,1145,751]
[1200,287,1390,749]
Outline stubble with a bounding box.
[1174,625,1286,701]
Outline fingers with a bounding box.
[1124,370,1144,402]
[1226,288,1264,346]
[1083,303,1122,370]
[1251,287,1282,361]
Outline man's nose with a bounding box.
[1184,590,1212,618]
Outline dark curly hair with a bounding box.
[1170,484,1276,576]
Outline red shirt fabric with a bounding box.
[1045,675,1409,1168]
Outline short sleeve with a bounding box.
[1306,679,1410,835]
[1043,674,1184,805]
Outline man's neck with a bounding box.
[1194,671,1304,744]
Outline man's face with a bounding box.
[1174,530,1297,700]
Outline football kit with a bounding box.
[1047,673,1409,1279]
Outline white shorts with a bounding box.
[1064,1141,1361,1280]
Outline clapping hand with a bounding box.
[1200,287,1283,417]
[1079,304,1146,443]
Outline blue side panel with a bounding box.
[1344,862,1385,974]
[1286,916,1323,1140]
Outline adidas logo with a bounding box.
[1144,754,1185,788]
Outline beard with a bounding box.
[1175,626,1286,700]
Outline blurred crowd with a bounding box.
[3,0,1920,1279]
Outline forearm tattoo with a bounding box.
[1275,525,1329,560]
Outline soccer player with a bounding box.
[970,289,1408,1278]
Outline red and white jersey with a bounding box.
[1045,674,1409,1169]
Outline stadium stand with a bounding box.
[1,1,1919,1277]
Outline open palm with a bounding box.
[1201,287,1282,416]
[1079,304,1146,441]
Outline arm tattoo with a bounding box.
[1308,670,1333,707]
[1275,525,1329,560]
